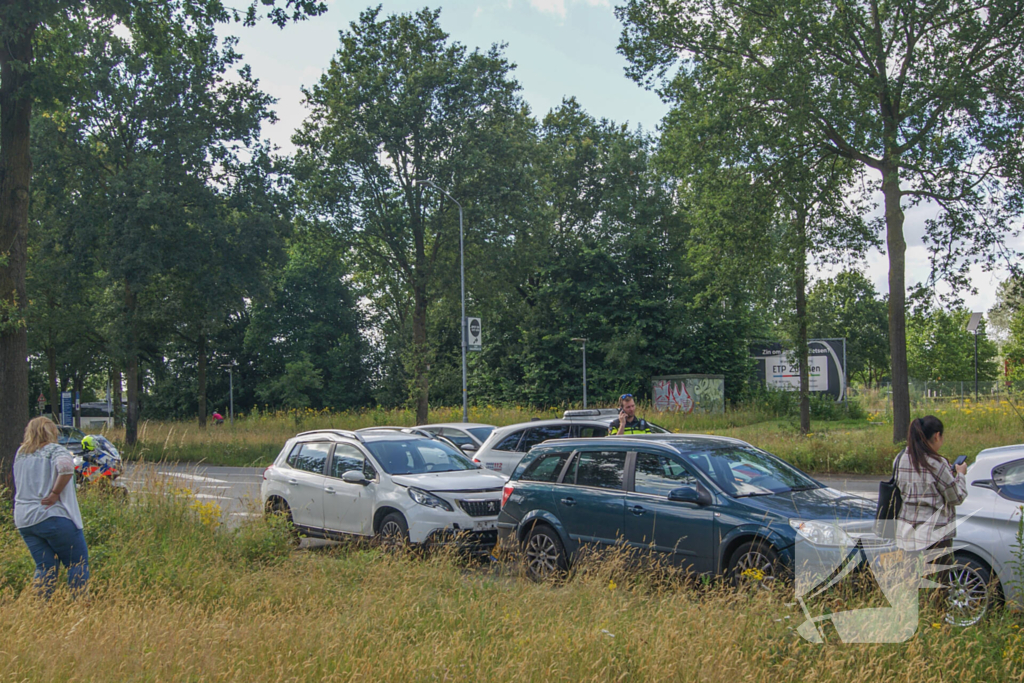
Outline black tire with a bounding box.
[524,523,568,581]
[728,540,784,589]
[377,512,410,549]
[945,555,1001,627]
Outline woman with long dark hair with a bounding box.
[894,415,967,552]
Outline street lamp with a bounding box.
[571,338,588,408]
[220,361,238,425]
[414,178,468,423]
[967,312,983,401]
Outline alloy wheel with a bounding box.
[526,532,561,577]
[735,549,776,588]
[945,564,991,627]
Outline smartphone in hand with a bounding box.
[952,455,967,473]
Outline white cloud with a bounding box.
[527,0,611,20]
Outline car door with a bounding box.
[991,458,1024,561]
[623,449,716,574]
[322,443,377,536]
[283,442,331,529]
[480,429,525,475]
[556,448,627,549]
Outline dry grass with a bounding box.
[2,470,1024,681]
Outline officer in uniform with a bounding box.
[610,394,653,435]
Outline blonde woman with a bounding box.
[13,417,89,596]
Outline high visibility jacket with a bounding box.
[608,417,653,435]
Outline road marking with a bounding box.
[156,471,228,483]
[194,493,231,500]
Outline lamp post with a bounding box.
[966,312,983,402]
[571,337,588,408]
[414,179,468,423]
[220,362,237,425]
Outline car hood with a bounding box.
[389,469,506,492]
[736,486,877,526]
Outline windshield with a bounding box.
[365,439,478,475]
[678,446,819,497]
[468,427,494,442]
[58,427,86,443]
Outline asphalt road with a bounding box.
[122,463,885,530]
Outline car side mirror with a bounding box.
[341,470,369,485]
[461,443,478,453]
[668,483,712,506]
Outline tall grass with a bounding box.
[94,399,1024,474]
[1,486,1022,681]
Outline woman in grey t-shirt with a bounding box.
[13,417,89,597]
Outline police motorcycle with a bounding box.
[75,434,127,495]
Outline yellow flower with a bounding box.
[608,580,617,591]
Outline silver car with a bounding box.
[951,444,1024,623]
[419,423,497,455]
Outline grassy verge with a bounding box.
[94,399,1024,475]
[1,484,1022,681]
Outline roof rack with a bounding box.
[296,429,365,443]
[355,426,435,439]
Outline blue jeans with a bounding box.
[18,516,89,598]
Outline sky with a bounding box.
[222,0,1020,316]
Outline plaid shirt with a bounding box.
[894,449,967,551]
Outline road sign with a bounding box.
[60,391,73,426]
[467,317,482,351]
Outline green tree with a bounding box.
[293,7,537,423]
[906,295,999,383]
[0,0,324,490]
[256,354,323,410]
[808,271,890,386]
[618,0,1024,442]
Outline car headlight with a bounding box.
[408,487,453,512]
[789,519,853,547]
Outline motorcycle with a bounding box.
[74,434,127,494]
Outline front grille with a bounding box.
[457,498,501,517]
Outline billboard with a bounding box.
[751,339,847,400]
[652,374,725,414]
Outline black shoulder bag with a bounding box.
[874,452,903,539]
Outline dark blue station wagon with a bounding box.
[497,434,883,581]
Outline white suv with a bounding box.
[261,428,506,550]
[470,418,612,478]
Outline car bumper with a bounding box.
[424,527,499,554]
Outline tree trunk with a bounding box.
[73,374,83,429]
[113,367,123,426]
[47,344,58,418]
[795,207,810,435]
[412,280,429,425]
[197,333,207,428]
[125,282,140,446]
[882,166,910,444]
[0,19,35,497]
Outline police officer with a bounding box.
[611,394,653,435]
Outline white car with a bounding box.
[950,444,1024,623]
[470,418,613,477]
[261,428,506,549]
[419,422,497,454]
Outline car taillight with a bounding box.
[263,466,272,480]
[501,482,515,508]
[473,457,481,463]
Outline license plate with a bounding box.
[475,521,497,531]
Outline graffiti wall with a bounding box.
[652,374,725,414]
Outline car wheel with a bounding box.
[524,523,568,581]
[265,498,300,542]
[729,541,783,589]
[945,555,1000,627]
[377,512,410,550]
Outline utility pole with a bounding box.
[221,362,237,425]
[571,338,588,408]
[414,178,468,422]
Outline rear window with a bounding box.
[575,425,608,438]
[520,451,572,483]
[518,425,571,452]
[492,431,523,452]
[566,450,626,490]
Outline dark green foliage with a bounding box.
[808,271,890,386]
